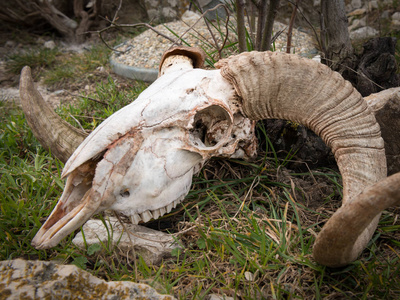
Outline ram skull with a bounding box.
[20,47,400,268]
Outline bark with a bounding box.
[260,0,280,51]
[320,0,356,75]
[236,0,247,53]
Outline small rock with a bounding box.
[244,271,255,281]
[96,66,105,72]
[4,40,16,48]
[349,26,378,40]
[392,12,400,21]
[392,20,400,29]
[348,8,367,16]
[207,294,235,300]
[351,0,362,9]
[44,40,56,49]
[368,1,378,11]
[72,217,183,265]
[0,259,175,299]
[348,16,366,31]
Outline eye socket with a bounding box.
[190,105,232,148]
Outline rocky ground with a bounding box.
[1,1,399,109]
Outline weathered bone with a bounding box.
[20,48,399,267]
[26,50,256,249]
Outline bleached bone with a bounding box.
[23,47,257,250]
[20,47,400,268]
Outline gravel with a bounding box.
[111,13,318,70]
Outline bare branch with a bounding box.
[286,0,301,53]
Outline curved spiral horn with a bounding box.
[216,51,389,267]
[19,66,87,163]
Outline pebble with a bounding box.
[44,40,56,49]
[350,26,378,40]
[392,12,400,21]
[111,14,317,70]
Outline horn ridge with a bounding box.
[19,66,87,163]
[216,51,388,267]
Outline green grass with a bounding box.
[1,95,399,298]
[1,22,400,298]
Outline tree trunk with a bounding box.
[320,0,356,76]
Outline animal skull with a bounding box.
[20,47,400,268]
[26,50,257,249]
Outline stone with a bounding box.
[351,0,362,9]
[347,8,367,16]
[349,26,378,40]
[392,20,400,29]
[207,294,235,300]
[4,40,16,48]
[368,1,378,10]
[0,259,176,299]
[392,12,400,21]
[348,17,366,31]
[72,217,183,265]
[44,40,56,49]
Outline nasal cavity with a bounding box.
[120,189,130,198]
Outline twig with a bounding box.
[286,0,301,53]
[178,3,230,59]
[69,113,86,132]
[322,57,385,90]
[287,0,323,53]
[67,91,109,106]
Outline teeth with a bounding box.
[173,199,180,208]
[140,210,153,223]
[152,209,161,219]
[130,213,141,225]
[166,203,173,213]
[159,207,166,216]
[142,198,184,224]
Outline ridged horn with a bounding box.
[19,66,87,163]
[313,172,400,266]
[215,51,388,267]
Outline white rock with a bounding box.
[244,271,255,281]
[4,40,16,48]
[349,26,378,40]
[0,259,175,299]
[44,40,56,49]
[351,0,362,9]
[72,217,183,265]
[368,1,378,11]
[348,16,366,31]
[207,294,235,300]
[392,12,400,21]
